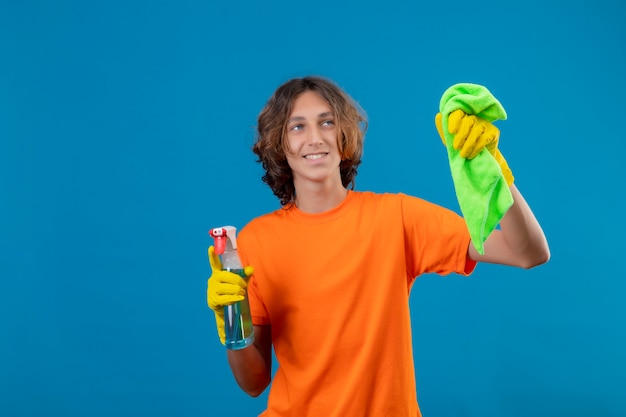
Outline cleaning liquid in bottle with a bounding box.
[209,226,255,350]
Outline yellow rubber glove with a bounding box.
[435,110,514,186]
[207,245,254,345]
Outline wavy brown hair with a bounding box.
[253,76,367,206]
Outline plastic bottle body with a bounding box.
[223,268,255,349]
[221,252,255,350]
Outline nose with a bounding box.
[306,125,323,146]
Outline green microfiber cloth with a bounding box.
[439,83,513,255]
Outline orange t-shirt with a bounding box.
[237,191,476,417]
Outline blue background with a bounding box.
[1,1,625,416]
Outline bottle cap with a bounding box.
[209,225,237,255]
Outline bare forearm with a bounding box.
[501,185,550,266]
[226,326,272,397]
[471,184,550,267]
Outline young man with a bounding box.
[207,76,549,416]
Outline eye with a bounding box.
[321,119,335,127]
[289,124,304,131]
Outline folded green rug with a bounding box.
[439,83,513,255]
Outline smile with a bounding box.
[304,153,328,160]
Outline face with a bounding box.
[285,90,342,189]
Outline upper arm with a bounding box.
[468,228,521,266]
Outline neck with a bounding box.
[293,182,348,214]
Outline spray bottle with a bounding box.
[209,226,255,350]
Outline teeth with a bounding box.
[305,153,325,160]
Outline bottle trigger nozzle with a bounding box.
[209,225,238,255]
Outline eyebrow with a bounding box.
[287,111,334,124]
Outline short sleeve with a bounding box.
[400,193,475,278]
